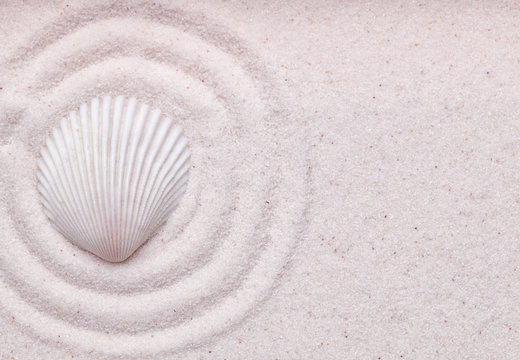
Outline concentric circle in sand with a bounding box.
[0,2,309,357]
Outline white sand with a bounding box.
[1,0,520,359]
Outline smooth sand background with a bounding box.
[1,1,520,359]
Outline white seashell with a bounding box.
[37,96,191,262]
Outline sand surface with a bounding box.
[1,1,520,359]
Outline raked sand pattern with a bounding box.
[0,2,309,358]
[5,1,520,359]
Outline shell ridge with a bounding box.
[119,102,150,259]
[108,97,124,260]
[126,111,170,254]
[37,157,66,226]
[89,97,109,257]
[138,127,186,229]
[122,105,160,258]
[152,182,188,232]
[85,98,108,257]
[37,173,74,236]
[69,110,99,253]
[80,102,103,255]
[151,160,190,229]
[142,147,190,235]
[41,138,80,236]
[49,123,94,249]
[156,181,189,228]
[99,96,113,259]
[138,136,190,232]
[135,117,176,230]
[130,116,175,248]
[115,98,138,259]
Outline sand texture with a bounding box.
[1,1,520,359]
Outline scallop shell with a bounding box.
[37,96,191,262]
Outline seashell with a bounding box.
[37,96,191,262]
